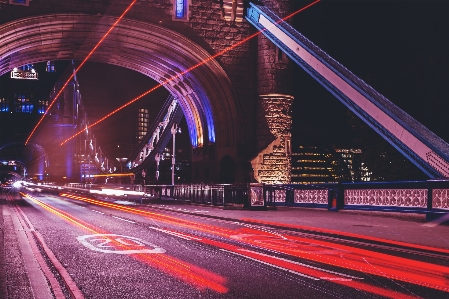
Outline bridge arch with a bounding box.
[0,14,242,150]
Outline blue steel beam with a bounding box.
[246,3,449,178]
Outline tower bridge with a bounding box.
[1,0,449,184]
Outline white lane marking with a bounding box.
[237,249,362,280]
[320,277,353,281]
[77,234,165,254]
[112,216,135,224]
[220,249,319,280]
[92,210,104,215]
[148,226,202,241]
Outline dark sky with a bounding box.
[290,0,449,147]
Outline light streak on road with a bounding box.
[21,193,228,293]
[240,218,449,255]
[60,0,321,146]
[59,193,449,296]
[25,0,138,145]
[157,225,418,299]
[21,192,99,234]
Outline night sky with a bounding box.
[291,0,449,148]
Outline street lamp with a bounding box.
[155,152,161,181]
[171,123,181,185]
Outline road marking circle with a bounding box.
[77,234,166,254]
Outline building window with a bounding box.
[219,0,244,22]
[9,0,29,6]
[176,0,185,18]
[38,100,49,114]
[276,47,288,63]
[172,0,189,21]
[46,61,56,73]
[137,108,149,141]
[20,64,34,71]
[0,98,9,112]
[15,95,33,113]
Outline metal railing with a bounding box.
[143,181,449,215]
[33,180,449,218]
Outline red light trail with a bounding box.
[60,193,449,296]
[59,0,321,145]
[25,0,138,146]
[21,192,228,293]
[240,218,449,255]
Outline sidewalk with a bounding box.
[1,191,37,299]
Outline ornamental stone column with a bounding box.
[251,94,293,184]
[251,0,295,184]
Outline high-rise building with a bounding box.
[334,148,371,182]
[137,108,149,141]
[291,145,352,184]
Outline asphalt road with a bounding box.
[4,190,449,298]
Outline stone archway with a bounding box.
[0,13,242,154]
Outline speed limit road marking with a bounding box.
[77,234,166,254]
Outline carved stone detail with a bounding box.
[252,94,293,184]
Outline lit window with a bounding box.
[46,61,56,73]
[15,95,33,113]
[172,0,189,21]
[176,0,185,18]
[9,0,29,6]
[0,98,9,112]
[38,100,48,114]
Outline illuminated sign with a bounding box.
[10,70,38,80]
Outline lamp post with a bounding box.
[155,153,161,182]
[170,123,181,185]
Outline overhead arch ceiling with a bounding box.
[0,14,242,149]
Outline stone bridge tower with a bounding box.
[251,0,295,184]
[0,0,295,184]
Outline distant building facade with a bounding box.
[291,145,371,184]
